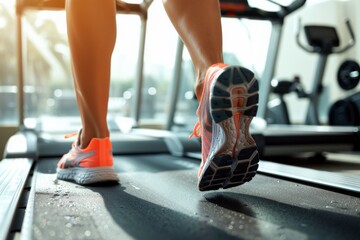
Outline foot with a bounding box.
[57,132,119,185]
[191,63,259,191]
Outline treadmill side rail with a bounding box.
[0,158,33,240]
[259,160,360,195]
[260,125,360,157]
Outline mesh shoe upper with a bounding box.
[57,137,114,169]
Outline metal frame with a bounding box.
[259,160,360,195]
[257,22,284,119]
[165,37,184,130]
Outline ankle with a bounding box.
[194,62,226,100]
[194,83,204,100]
[194,68,207,100]
[79,128,109,149]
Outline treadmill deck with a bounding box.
[28,155,360,240]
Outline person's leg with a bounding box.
[56,0,118,185]
[66,0,116,148]
[163,0,259,191]
[162,0,223,99]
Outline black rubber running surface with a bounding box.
[31,155,360,240]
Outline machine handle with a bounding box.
[265,0,307,19]
[334,19,356,53]
[296,18,314,53]
[296,18,356,54]
[220,0,306,21]
[346,19,355,41]
[282,0,307,16]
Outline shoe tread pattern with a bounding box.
[199,66,259,191]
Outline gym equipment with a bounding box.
[337,60,360,90]
[2,132,360,239]
[268,19,356,125]
[267,75,308,124]
[197,0,359,157]
[329,91,360,126]
[1,1,360,239]
[297,20,356,125]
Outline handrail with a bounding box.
[296,18,356,54]
[16,0,152,17]
[220,0,306,22]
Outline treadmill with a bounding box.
[1,0,360,240]
[165,0,360,158]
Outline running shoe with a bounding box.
[191,63,259,191]
[56,131,119,185]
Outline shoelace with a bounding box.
[189,121,201,138]
[64,131,82,149]
[64,132,78,139]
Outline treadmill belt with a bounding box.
[28,155,360,240]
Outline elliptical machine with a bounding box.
[267,19,356,125]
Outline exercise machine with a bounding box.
[1,1,360,239]
[267,19,356,125]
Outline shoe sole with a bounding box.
[198,66,259,191]
[57,167,119,185]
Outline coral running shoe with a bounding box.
[191,63,259,191]
[57,132,119,185]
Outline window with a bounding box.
[0,0,271,132]
[0,1,18,125]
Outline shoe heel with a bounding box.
[211,66,259,123]
[199,66,259,191]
